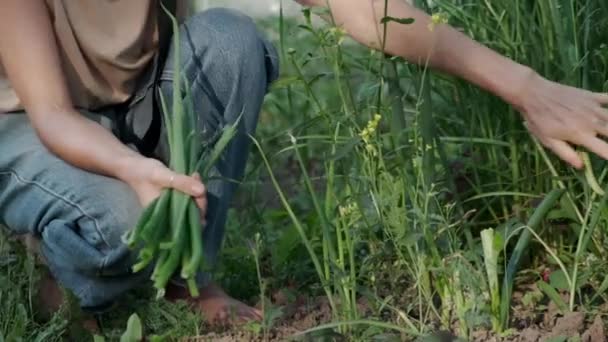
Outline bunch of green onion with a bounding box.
[125,8,238,298]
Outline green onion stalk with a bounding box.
[124,6,239,298]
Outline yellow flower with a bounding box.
[359,127,371,143]
[428,13,449,32]
[359,114,382,155]
[339,202,358,218]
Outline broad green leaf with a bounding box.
[481,228,500,330]
[500,190,565,329]
[119,313,143,342]
[549,270,569,291]
[537,280,568,312]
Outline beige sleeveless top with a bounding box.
[0,0,187,112]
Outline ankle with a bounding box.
[164,282,191,301]
[165,281,225,302]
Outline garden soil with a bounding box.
[188,294,607,341]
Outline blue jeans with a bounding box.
[0,8,278,311]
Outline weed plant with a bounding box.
[247,0,608,339]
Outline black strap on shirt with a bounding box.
[118,0,177,157]
[140,0,176,156]
[157,0,177,72]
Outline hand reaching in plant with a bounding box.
[295,0,608,170]
[513,72,608,169]
[121,156,207,218]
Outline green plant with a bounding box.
[95,313,168,342]
[244,233,283,340]
[0,232,67,342]
[125,6,239,298]
[255,0,608,339]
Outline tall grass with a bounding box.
[0,233,67,341]
[255,0,608,339]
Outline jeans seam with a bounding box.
[159,20,223,82]
[0,169,112,250]
[158,25,227,135]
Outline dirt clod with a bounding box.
[581,315,605,342]
[541,311,585,342]
[543,301,561,328]
[554,312,585,335]
[518,327,541,342]
[471,329,490,341]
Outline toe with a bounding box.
[216,309,229,325]
[250,307,263,320]
[237,306,262,323]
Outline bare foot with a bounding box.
[36,270,66,319]
[35,270,100,334]
[166,282,262,325]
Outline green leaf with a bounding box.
[245,322,262,335]
[521,289,543,308]
[199,116,241,177]
[400,233,424,247]
[149,335,167,342]
[537,280,568,312]
[552,195,579,221]
[481,228,500,330]
[263,305,284,329]
[380,16,415,25]
[590,273,608,302]
[93,336,106,342]
[271,226,300,269]
[549,270,569,291]
[120,313,143,342]
[6,304,27,341]
[500,190,565,328]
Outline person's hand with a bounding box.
[120,157,207,220]
[293,0,317,6]
[513,72,608,169]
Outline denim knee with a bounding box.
[39,181,142,278]
[156,6,279,160]
[39,189,144,309]
[179,7,279,91]
[0,114,146,309]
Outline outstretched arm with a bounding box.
[296,0,608,168]
[0,0,206,210]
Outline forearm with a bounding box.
[33,110,142,180]
[0,0,140,181]
[306,0,534,106]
